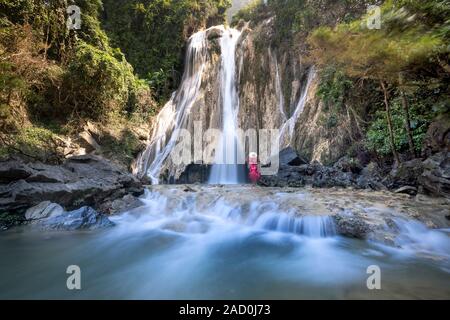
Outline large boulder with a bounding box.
[0,159,33,184]
[25,201,64,221]
[279,147,308,166]
[333,214,372,239]
[0,155,144,215]
[422,116,450,157]
[36,206,114,231]
[386,159,424,189]
[419,152,450,199]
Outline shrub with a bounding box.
[366,97,433,156]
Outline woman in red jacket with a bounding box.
[248,152,261,184]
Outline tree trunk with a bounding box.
[400,91,417,158]
[380,80,400,164]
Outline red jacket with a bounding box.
[249,163,261,183]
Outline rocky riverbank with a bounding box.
[0,154,144,230]
[147,184,450,245]
[259,148,450,199]
[1,148,448,233]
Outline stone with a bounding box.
[333,214,372,239]
[0,154,144,215]
[422,116,450,157]
[387,159,424,188]
[37,206,114,230]
[106,195,144,215]
[419,152,450,199]
[25,201,64,221]
[279,147,308,166]
[394,186,418,196]
[0,158,33,183]
[333,156,362,174]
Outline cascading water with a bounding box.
[2,185,449,299]
[279,67,316,149]
[135,26,246,184]
[208,28,246,184]
[134,31,208,183]
[269,47,286,122]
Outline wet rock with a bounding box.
[260,163,357,189]
[100,194,144,215]
[25,201,64,221]
[333,214,372,239]
[419,152,450,199]
[394,186,418,196]
[36,206,114,231]
[279,147,308,166]
[172,164,211,184]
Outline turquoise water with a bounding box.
[0,188,449,299]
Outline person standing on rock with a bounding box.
[248,152,261,184]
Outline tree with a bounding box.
[308,0,449,163]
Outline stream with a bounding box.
[1,186,449,299]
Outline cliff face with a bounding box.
[137,17,364,182]
[134,27,224,182]
[236,18,361,165]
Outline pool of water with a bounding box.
[0,187,449,299]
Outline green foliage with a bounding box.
[231,0,265,25]
[308,0,449,83]
[0,126,63,163]
[317,66,353,110]
[366,97,433,156]
[102,0,231,101]
[63,41,136,119]
[308,0,449,160]
[232,0,369,46]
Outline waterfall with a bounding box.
[279,68,316,149]
[269,47,286,121]
[208,28,245,184]
[134,31,208,183]
[135,25,316,184]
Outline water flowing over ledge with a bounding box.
[134,24,319,184]
[1,185,449,299]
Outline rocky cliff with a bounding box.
[236,18,364,165]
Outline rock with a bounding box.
[394,186,418,196]
[36,206,114,230]
[0,155,144,215]
[172,164,212,184]
[422,116,450,157]
[206,27,224,40]
[100,194,144,215]
[387,159,424,189]
[78,130,101,153]
[419,152,450,199]
[0,158,33,183]
[333,156,362,174]
[333,214,372,239]
[279,147,308,166]
[183,186,197,192]
[25,201,64,221]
